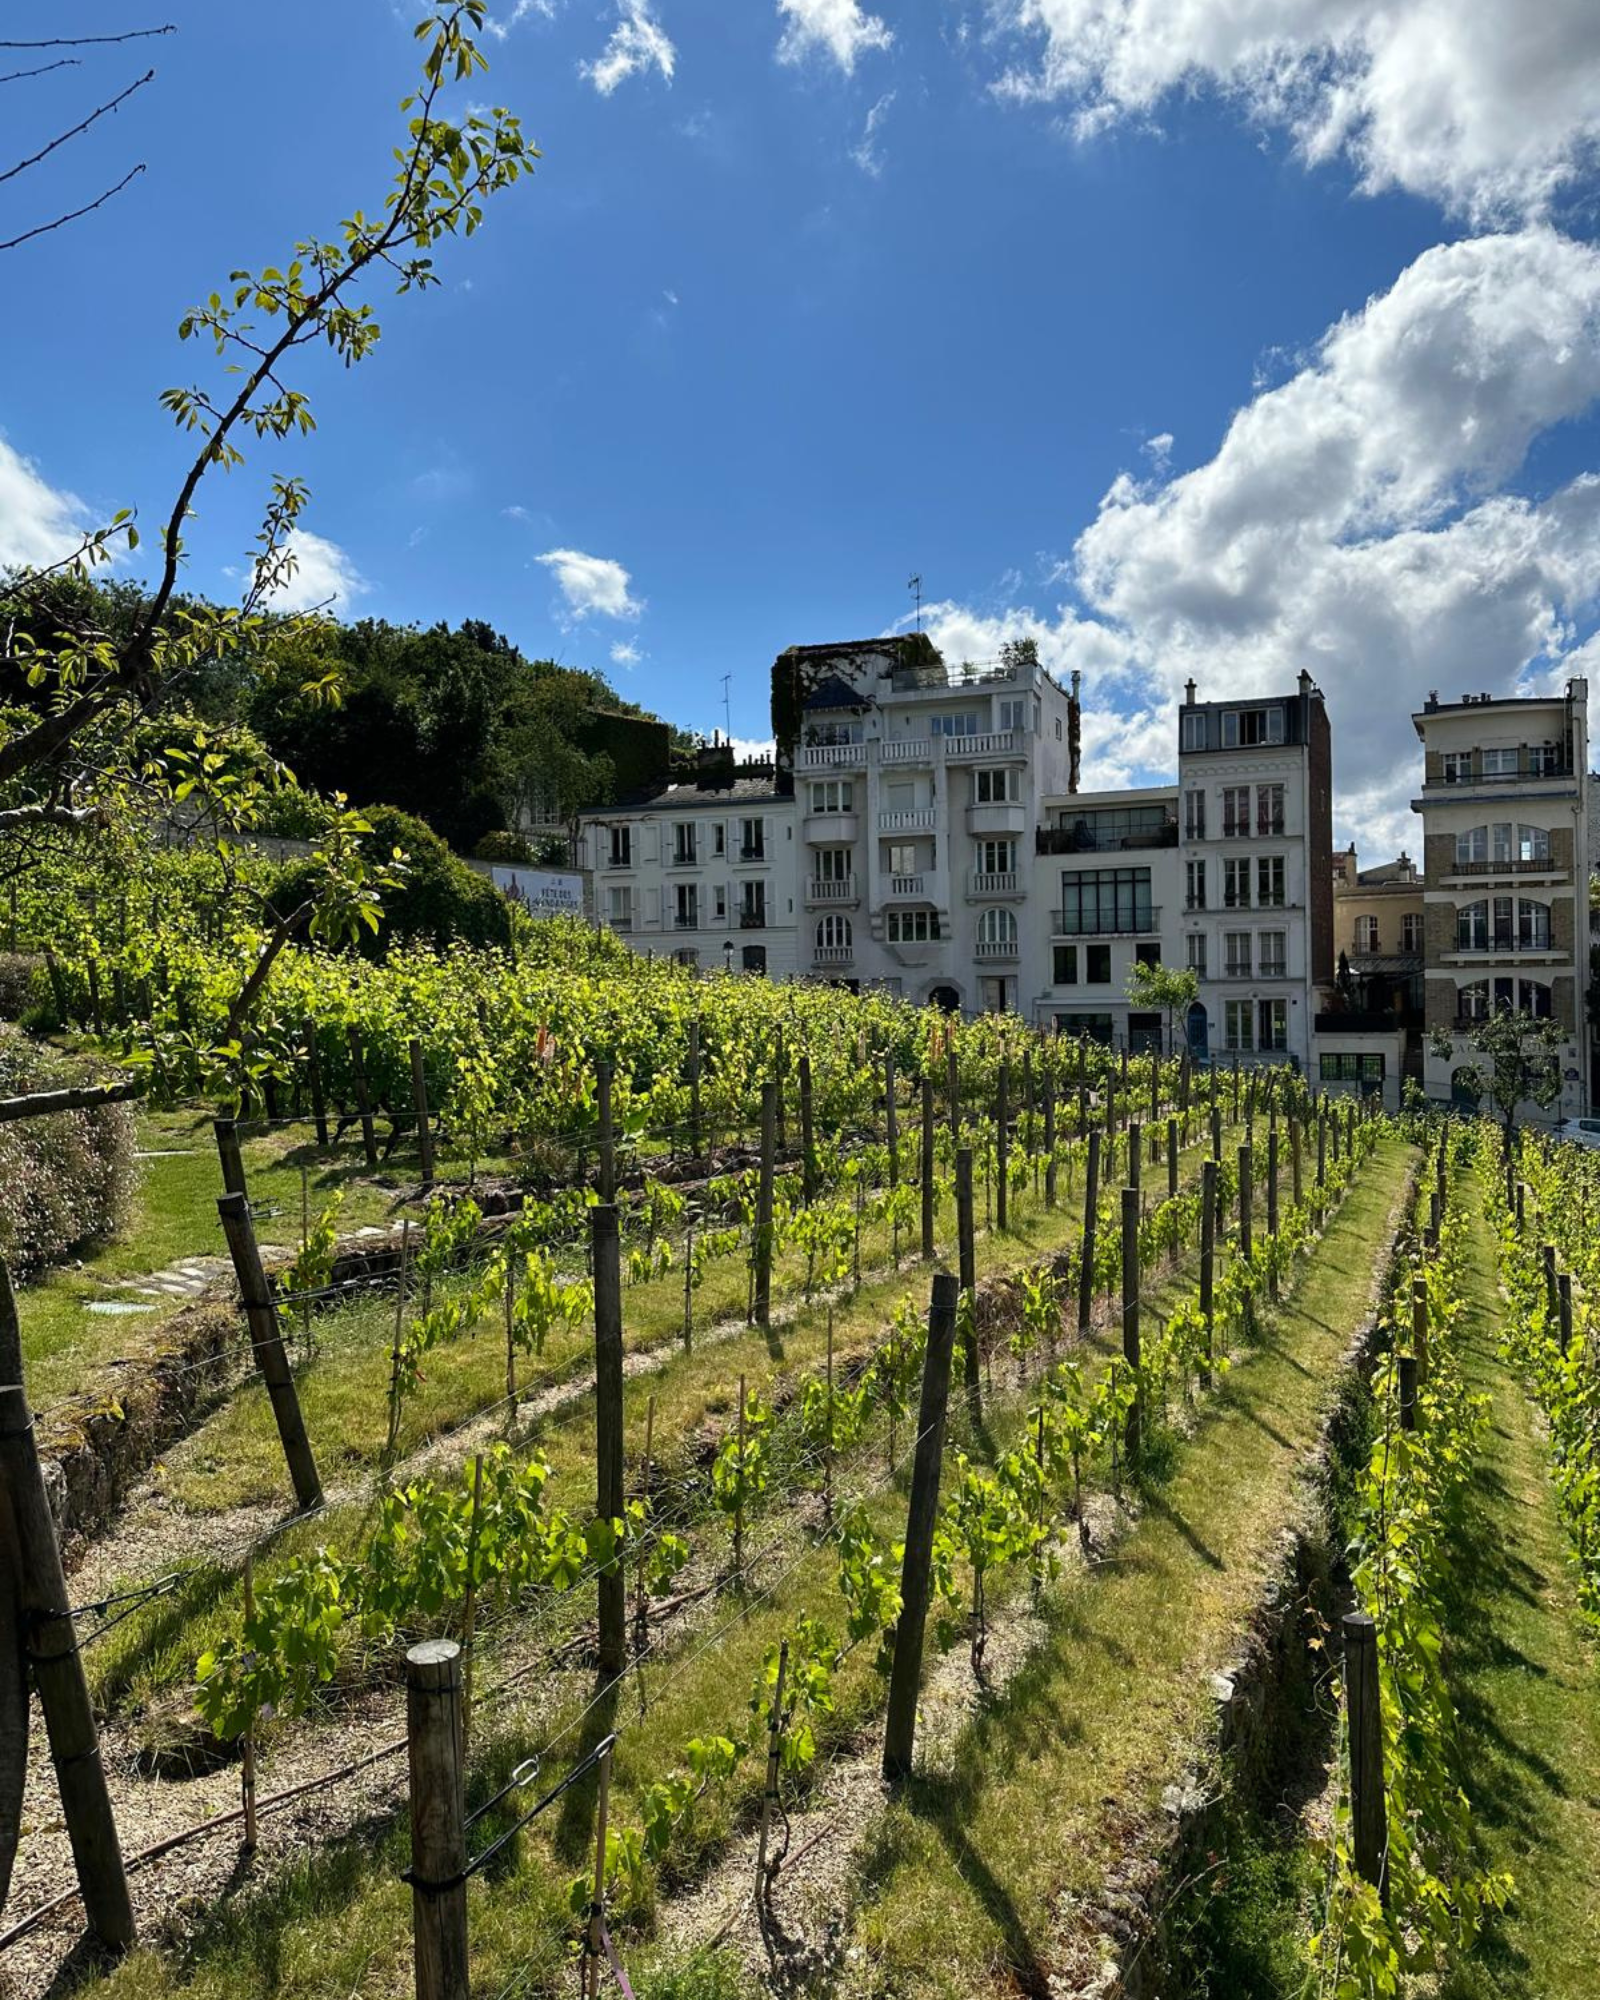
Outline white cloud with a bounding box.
[0,436,89,570]
[730,735,776,763]
[258,529,368,613]
[852,91,896,175]
[582,0,676,95]
[610,639,641,667]
[486,0,556,38]
[918,229,1600,848]
[993,0,1600,220]
[777,0,892,74]
[537,546,643,621]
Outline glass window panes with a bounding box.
[978,908,1018,947]
[815,914,852,950]
[1355,915,1378,951]
[814,847,851,883]
[609,825,631,865]
[974,767,1019,803]
[1051,803,1173,850]
[1222,707,1284,747]
[1224,931,1251,976]
[979,839,1015,875]
[1257,855,1286,906]
[1225,999,1254,1050]
[1454,825,1487,864]
[1057,867,1153,935]
[1223,858,1251,908]
[1401,913,1422,952]
[1223,786,1251,835]
[1181,711,1206,751]
[1319,1053,1385,1081]
[998,698,1026,731]
[1184,789,1206,838]
[1186,934,1207,976]
[1258,999,1287,1050]
[1186,860,1206,909]
[1086,945,1112,983]
[808,779,854,812]
[887,909,940,942]
[1482,748,1518,775]
[740,818,765,858]
[1256,784,1285,833]
[1053,945,1078,984]
[930,711,981,737]
[1259,931,1287,977]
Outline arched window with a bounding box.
[977,907,1018,951]
[1518,899,1551,949]
[1458,980,1489,1024]
[816,913,852,952]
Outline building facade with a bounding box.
[1411,681,1591,1122]
[1175,674,1334,1070]
[785,640,1077,1011]
[575,746,800,978]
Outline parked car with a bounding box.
[1554,1116,1600,1150]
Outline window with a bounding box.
[887,908,941,943]
[814,847,852,884]
[1255,783,1285,834]
[1055,717,1063,740]
[930,711,981,737]
[1257,999,1287,1050]
[1053,945,1078,985]
[1054,1012,1115,1043]
[609,825,632,867]
[714,886,727,921]
[742,945,767,974]
[1222,706,1284,748]
[1086,945,1112,984]
[977,907,1018,952]
[740,818,765,860]
[1224,932,1251,977]
[815,914,852,952]
[1057,867,1154,935]
[1519,899,1552,949]
[1259,931,1287,978]
[673,948,698,968]
[808,780,854,812]
[740,882,766,927]
[885,780,917,809]
[1225,1000,1254,1051]
[672,823,696,866]
[1223,858,1251,909]
[1222,786,1251,836]
[1531,742,1564,776]
[1320,1053,1386,1084]
[1184,789,1206,839]
[803,719,863,747]
[998,697,1027,732]
[1135,941,1161,968]
[1401,913,1422,952]
[1186,934,1207,977]
[607,886,631,927]
[974,766,1020,803]
[713,823,726,856]
[1257,856,1286,907]
[1459,981,1490,1023]
[1355,914,1379,952]
[1457,901,1490,950]
[1519,824,1551,862]
[1482,748,1518,776]
[674,883,698,929]
[1181,710,1207,752]
[1185,859,1206,910]
[887,843,918,876]
[1454,826,1487,865]
[978,838,1016,877]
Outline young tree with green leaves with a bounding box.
[1430,1009,1566,1139]
[1125,958,1199,1053]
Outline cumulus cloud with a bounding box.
[610,639,641,667]
[919,229,1600,851]
[777,0,892,74]
[582,0,676,94]
[258,529,368,613]
[730,735,777,763]
[537,547,643,620]
[0,436,89,570]
[993,0,1600,220]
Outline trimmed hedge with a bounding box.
[0,1029,135,1275]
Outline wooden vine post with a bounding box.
[0,1264,135,1951]
[409,1039,435,1187]
[242,1553,259,1854]
[591,1203,626,1681]
[345,1024,380,1169]
[1238,1141,1254,1263]
[955,1147,979,1419]
[882,1272,959,1783]
[217,1193,322,1511]
[1077,1127,1101,1337]
[799,1053,817,1204]
[1121,1187,1141,1464]
[1411,1277,1429,1388]
[995,1059,1010,1233]
[1199,1157,1217,1383]
[920,1074,936,1258]
[753,1081,777,1329]
[885,1051,899,1187]
[1266,1123,1280,1298]
[213,1117,247,1199]
[1127,1118,1141,1197]
[405,1638,469,2000]
[596,1058,616,1204]
[947,1043,960,1143]
[686,1017,703,1158]
[1043,1076,1058,1209]
[1166,1115,1178,1200]
[306,1022,330,1149]
[1343,1611,1386,1900]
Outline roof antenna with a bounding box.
[721,672,732,742]
[908,573,922,632]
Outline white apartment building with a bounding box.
[1176,674,1334,1071]
[1029,787,1181,1047]
[1412,681,1591,1122]
[574,747,800,977]
[784,639,1077,1011]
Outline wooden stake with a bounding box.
[409,1040,435,1188]
[753,1081,776,1328]
[217,1194,322,1511]
[1121,1188,1141,1464]
[756,1639,789,1900]
[591,1204,626,1680]
[406,1639,468,2000]
[920,1074,936,1257]
[213,1117,247,1200]
[1343,1611,1386,1900]
[461,1454,484,1749]
[1077,1128,1101,1337]
[242,1554,259,1855]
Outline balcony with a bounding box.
[880,738,933,765]
[1443,854,1560,879]
[885,873,925,899]
[1448,935,1558,959]
[974,937,1020,962]
[667,851,698,871]
[603,852,632,870]
[739,909,767,930]
[1052,907,1161,937]
[797,743,864,770]
[803,811,859,844]
[813,946,855,968]
[673,912,700,931]
[878,808,938,832]
[1221,819,1286,839]
[944,729,1021,761]
[805,875,857,905]
[1035,822,1177,855]
[607,913,633,933]
[737,846,767,865]
[969,870,1020,898]
[969,802,1027,838]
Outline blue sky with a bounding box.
[3,2,1600,852]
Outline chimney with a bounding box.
[1297,669,1314,696]
[1067,671,1082,795]
[695,739,735,790]
[1183,678,1196,705]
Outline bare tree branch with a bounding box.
[0,1080,144,1125]
[0,162,143,251]
[0,29,173,51]
[0,58,83,85]
[0,68,155,187]
[0,803,101,834]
